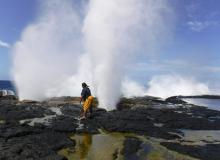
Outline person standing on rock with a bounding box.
[80,82,94,120]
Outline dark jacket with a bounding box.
[81,87,91,101]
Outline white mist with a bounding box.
[83,0,174,109]
[12,0,174,110]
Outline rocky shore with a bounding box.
[0,96,220,160]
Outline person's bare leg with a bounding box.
[80,111,86,120]
[85,110,89,118]
[79,109,83,117]
[85,110,88,119]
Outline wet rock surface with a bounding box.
[161,142,220,160]
[0,96,220,159]
[121,137,142,159]
[0,131,72,160]
[0,102,54,121]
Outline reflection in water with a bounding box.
[57,134,93,160]
[58,133,197,160]
[59,133,125,160]
[78,134,92,159]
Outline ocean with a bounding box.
[183,98,220,111]
[0,80,16,93]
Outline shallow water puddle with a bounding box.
[19,107,63,126]
[181,130,220,145]
[19,115,56,126]
[58,133,197,160]
[58,133,125,160]
[48,107,63,115]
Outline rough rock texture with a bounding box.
[92,109,182,139]
[0,131,71,160]
[0,103,53,120]
[1,96,220,159]
[121,137,142,159]
[161,142,220,160]
[165,96,187,104]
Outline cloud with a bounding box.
[184,1,219,32]
[128,59,220,75]
[187,20,219,32]
[0,40,10,48]
[126,59,190,73]
[185,1,200,18]
[204,66,220,73]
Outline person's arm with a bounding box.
[80,88,85,104]
[80,96,83,104]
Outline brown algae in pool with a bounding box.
[147,151,164,160]
[58,133,198,160]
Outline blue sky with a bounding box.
[0,0,37,79]
[129,0,220,86]
[0,0,220,88]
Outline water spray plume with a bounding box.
[12,0,174,110]
[12,0,83,100]
[83,0,174,109]
[122,75,211,99]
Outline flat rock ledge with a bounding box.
[0,96,220,160]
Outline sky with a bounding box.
[0,0,37,79]
[126,0,220,88]
[0,0,220,89]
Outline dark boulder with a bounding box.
[165,96,187,104]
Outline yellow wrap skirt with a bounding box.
[83,96,93,111]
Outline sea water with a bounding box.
[183,98,220,111]
[0,80,16,94]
